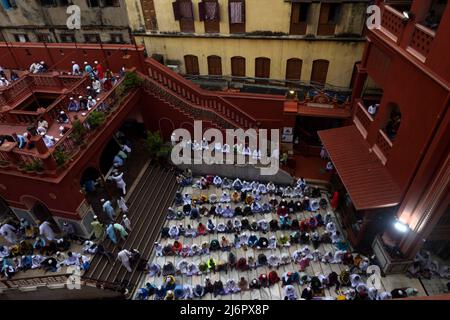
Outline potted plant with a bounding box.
[145,130,172,164]
[54,147,69,167]
[70,119,88,146]
[87,110,106,130]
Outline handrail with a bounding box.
[1,273,71,290]
[145,58,258,129]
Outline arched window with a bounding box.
[286,58,303,81]
[207,55,222,76]
[255,57,270,83]
[384,103,402,141]
[184,55,199,75]
[231,56,246,77]
[311,59,329,86]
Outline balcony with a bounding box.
[0,72,139,178]
[407,24,436,62]
[353,99,374,138]
[377,3,436,62]
[373,129,393,164]
[380,4,405,42]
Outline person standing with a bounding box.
[106,224,118,244]
[0,223,18,244]
[101,198,116,222]
[117,247,133,272]
[94,61,104,80]
[122,215,131,232]
[113,223,128,241]
[39,220,56,242]
[91,216,104,240]
[111,171,127,196]
[72,61,80,75]
[117,197,128,214]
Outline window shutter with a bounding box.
[215,2,221,21]
[199,2,206,21]
[319,3,330,24]
[172,1,181,20]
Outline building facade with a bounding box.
[0,0,132,44]
[129,0,369,89]
[319,0,450,272]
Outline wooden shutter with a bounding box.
[255,57,270,83]
[202,0,220,33]
[229,0,245,33]
[172,1,181,20]
[311,59,329,86]
[208,55,222,76]
[231,56,246,77]
[317,3,336,36]
[141,0,158,30]
[184,55,199,75]
[290,3,307,35]
[286,58,302,81]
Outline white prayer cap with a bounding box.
[88,96,92,99]
[123,215,127,218]
[100,199,105,202]
[72,61,75,64]
[93,215,98,219]
[70,97,74,100]
[40,61,44,64]
[87,86,91,89]
[59,126,64,130]
[79,95,83,99]
[94,61,98,64]
[60,110,65,114]
[84,61,88,64]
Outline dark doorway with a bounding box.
[311,59,329,86]
[295,115,343,147]
[99,138,122,175]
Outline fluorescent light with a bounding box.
[394,220,409,233]
[403,11,410,19]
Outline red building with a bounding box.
[0,1,448,289]
[319,0,450,272]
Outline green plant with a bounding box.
[145,130,172,160]
[54,147,69,167]
[71,120,87,145]
[117,71,143,97]
[23,159,44,172]
[87,110,106,130]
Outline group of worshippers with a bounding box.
[71,60,119,91]
[29,61,49,74]
[0,218,91,279]
[137,174,419,300]
[407,249,450,281]
[0,66,19,86]
[171,135,279,162]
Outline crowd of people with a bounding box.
[137,173,421,300]
[0,218,91,279]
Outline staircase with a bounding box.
[82,164,179,293]
[140,58,259,131]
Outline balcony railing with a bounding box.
[408,24,436,61]
[145,58,258,130]
[373,129,393,164]
[0,74,138,177]
[354,99,374,138]
[380,4,405,42]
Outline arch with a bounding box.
[184,54,199,75]
[231,56,246,77]
[311,59,329,86]
[207,55,222,76]
[20,195,59,230]
[99,137,122,175]
[286,58,303,81]
[158,117,176,140]
[383,102,402,141]
[255,57,270,80]
[0,195,14,220]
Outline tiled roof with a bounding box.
[318,125,402,211]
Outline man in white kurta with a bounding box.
[39,221,56,241]
[0,223,17,244]
[118,248,133,272]
[111,171,126,195]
